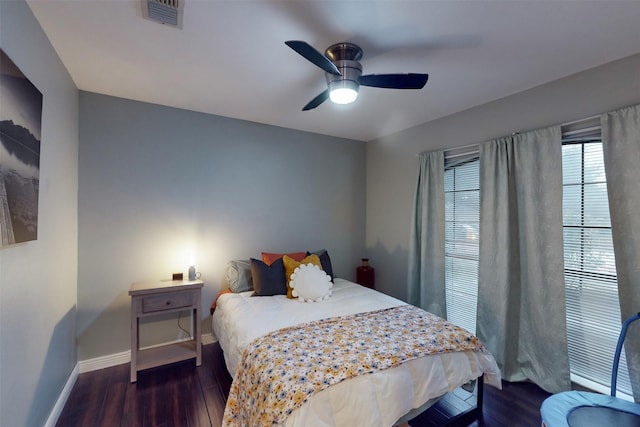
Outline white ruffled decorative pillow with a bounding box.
[289,263,333,303]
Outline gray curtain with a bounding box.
[601,103,640,401]
[477,127,571,393]
[407,151,446,318]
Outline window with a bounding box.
[442,124,631,397]
[561,120,632,397]
[444,158,479,334]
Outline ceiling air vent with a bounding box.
[142,0,183,28]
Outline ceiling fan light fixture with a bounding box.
[329,80,359,104]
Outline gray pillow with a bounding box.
[307,249,334,282]
[225,259,253,293]
[250,257,287,296]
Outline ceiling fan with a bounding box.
[285,40,429,111]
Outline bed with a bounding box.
[212,268,501,427]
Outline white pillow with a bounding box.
[289,263,332,302]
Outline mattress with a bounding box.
[212,279,501,427]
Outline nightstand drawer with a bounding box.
[142,291,193,313]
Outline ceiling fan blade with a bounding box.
[302,90,330,111]
[285,40,341,76]
[358,73,429,89]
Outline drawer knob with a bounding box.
[166,301,171,305]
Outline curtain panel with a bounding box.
[477,127,571,394]
[602,103,640,401]
[407,151,446,318]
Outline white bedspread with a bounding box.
[212,279,501,427]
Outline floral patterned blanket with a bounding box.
[222,304,488,427]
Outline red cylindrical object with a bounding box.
[356,258,375,289]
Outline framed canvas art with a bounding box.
[0,48,42,247]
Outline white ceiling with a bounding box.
[26,0,640,142]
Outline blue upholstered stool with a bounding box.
[540,313,640,427]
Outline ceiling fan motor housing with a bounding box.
[324,43,363,93]
[326,60,362,91]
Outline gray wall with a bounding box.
[78,92,366,360]
[366,53,640,301]
[0,1,79,426]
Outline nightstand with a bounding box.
[129,279,204,382]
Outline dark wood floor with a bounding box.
[56,343,552,427]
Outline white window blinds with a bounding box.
[444,156,479,334]
[561,118,632,398]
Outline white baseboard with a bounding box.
[44,363,79,427]
[79,349,131,373]
[78,333,217,373]
[202,332,217,345]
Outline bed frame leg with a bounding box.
[440,375,484,426]
[462,375,484,424]
[476,375,484,418]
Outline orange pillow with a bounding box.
[261,251,306,266]
[210,288,233,315]
[283,254,322,299]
